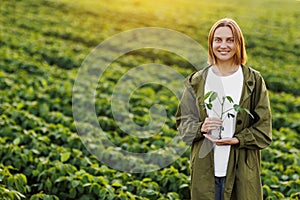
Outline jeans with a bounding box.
[215,176,226,200]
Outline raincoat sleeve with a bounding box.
[235,73,272,149]
[176,80,204,145]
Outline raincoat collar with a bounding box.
[184,65,257,105]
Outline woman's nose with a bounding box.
[220,42,227,48]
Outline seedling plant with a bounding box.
[204,91,254,139]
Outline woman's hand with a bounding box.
[203,134,239,146]
[201,117,223,133]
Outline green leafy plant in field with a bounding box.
[204,91,253,139]
[0,165,27,200]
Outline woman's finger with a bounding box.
[201,117,223,132]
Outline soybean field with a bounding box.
[0,0,299,199]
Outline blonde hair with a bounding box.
[208,18,247,65]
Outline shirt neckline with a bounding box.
[209,65,242,78]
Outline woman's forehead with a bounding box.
[214,26,233,37]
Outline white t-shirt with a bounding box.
[204,66,243,177]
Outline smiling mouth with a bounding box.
[218,50,230,55]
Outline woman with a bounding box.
[176,18,272,200]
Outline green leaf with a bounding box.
[233,104,242,112]
[204,91,212,100]
[244,108,254,119]
[60,152,71,163]
[141,189,156,196]
[119,191,127,200]
[226,96,234,103]
[179,184,189,189]
[142,178,152,182]
[98,188,107,197]
[69,188,76,198]
[7,176,14,188]
[112,182,122,187]
[209,91,218,102]
[13,137,21,146]
[71,180,80,188]
[55,176,68,183]
[167,192,180,200]
[45,178,52,192]
[206,103,212,110]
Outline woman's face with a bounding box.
[212,26,237,65]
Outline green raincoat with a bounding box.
[176,65,272,200]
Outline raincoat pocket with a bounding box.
[245,149,257,170]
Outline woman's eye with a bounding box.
[228,39,234,43]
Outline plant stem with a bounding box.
[222,107,234,115]
[211,109,221,119]
[218,97,225,139]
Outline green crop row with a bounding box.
[0,26,88,70]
